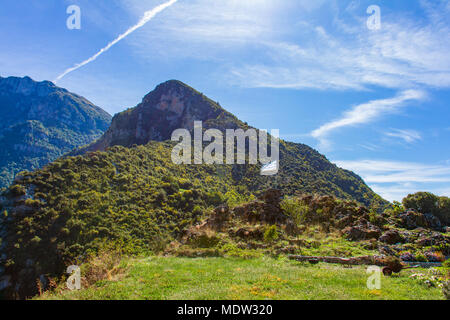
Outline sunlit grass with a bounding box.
[38,256,444,300]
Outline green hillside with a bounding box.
[0,139,385,298]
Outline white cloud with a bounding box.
[384,129,422,144]
[334,159,450,201]
[310,90,426,149]
[228,1,450,91]
[116,1,450,92]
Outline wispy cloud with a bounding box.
[384,129,422,144]
[116,1,450,92]
[228,1,450,91]
[335,159,450,201]
[55,0,178,82]
[310,90,426,149]
[335,159,450,183]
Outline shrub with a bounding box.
[280,197,309,225]
[81,250,127,287]
[264,225,279,243]
[402,192,439,214]
[443,259,450,270]
[443,281,449,300]
[402,192,450,225]
[415,252,428,262]
[437,197,450,225]
[10,184,26,196]
[386,201,404,216]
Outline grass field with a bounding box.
[38,256,445,300]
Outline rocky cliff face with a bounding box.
[80,80,245,152]
[0,76,112,188]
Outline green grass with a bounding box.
[38,256,444,300]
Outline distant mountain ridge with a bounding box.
[0,76,112,188]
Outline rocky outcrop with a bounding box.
[398,210,443,231]
[379,230,405,244]
[183,190,295,244]
[343,222,381,241]
[79,80,245,152]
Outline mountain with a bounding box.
[76,80,383,207]
[0,76,112,189]
[0,80,387,298]
[76,80,244,153]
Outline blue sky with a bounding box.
[1,0,449,201]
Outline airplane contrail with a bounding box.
[54,0,178,83]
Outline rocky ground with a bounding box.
[170,190,450,265]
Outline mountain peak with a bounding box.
[0,75,112,188]
[82,80,243,151]
[0,75,57,97]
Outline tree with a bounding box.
[402,192,450,225]
[438,196,450,225]
[402,192,439,214]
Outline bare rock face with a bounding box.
[82,80,244,152]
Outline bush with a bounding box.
[437,197,450,225]
[402,192,438,214]
[415,252,428,262]
[443,259,450,269]
[280,197,309,225]
[10,184,26,196]
[81,250,127,287]
[264,225,279,243]
[402,192,450,225]
[443,281,450,300]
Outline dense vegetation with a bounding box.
[402,192,450,225]
[0,76,111,189]
[0,138,385,298]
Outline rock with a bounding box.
[400,252,415,262]
[424,251,445,262]
[234,227,264,240]
[398,210,428,229]
[343,223,381,241]
[379,230,404,244]
[416,233,448,247]
[424,214,442,230]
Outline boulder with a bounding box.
[343,223,381,241]
[379,230,404,244]
[234,227,264,240]
[416,233,448,247]
[424,214,442,230]
[398,210,428,229]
